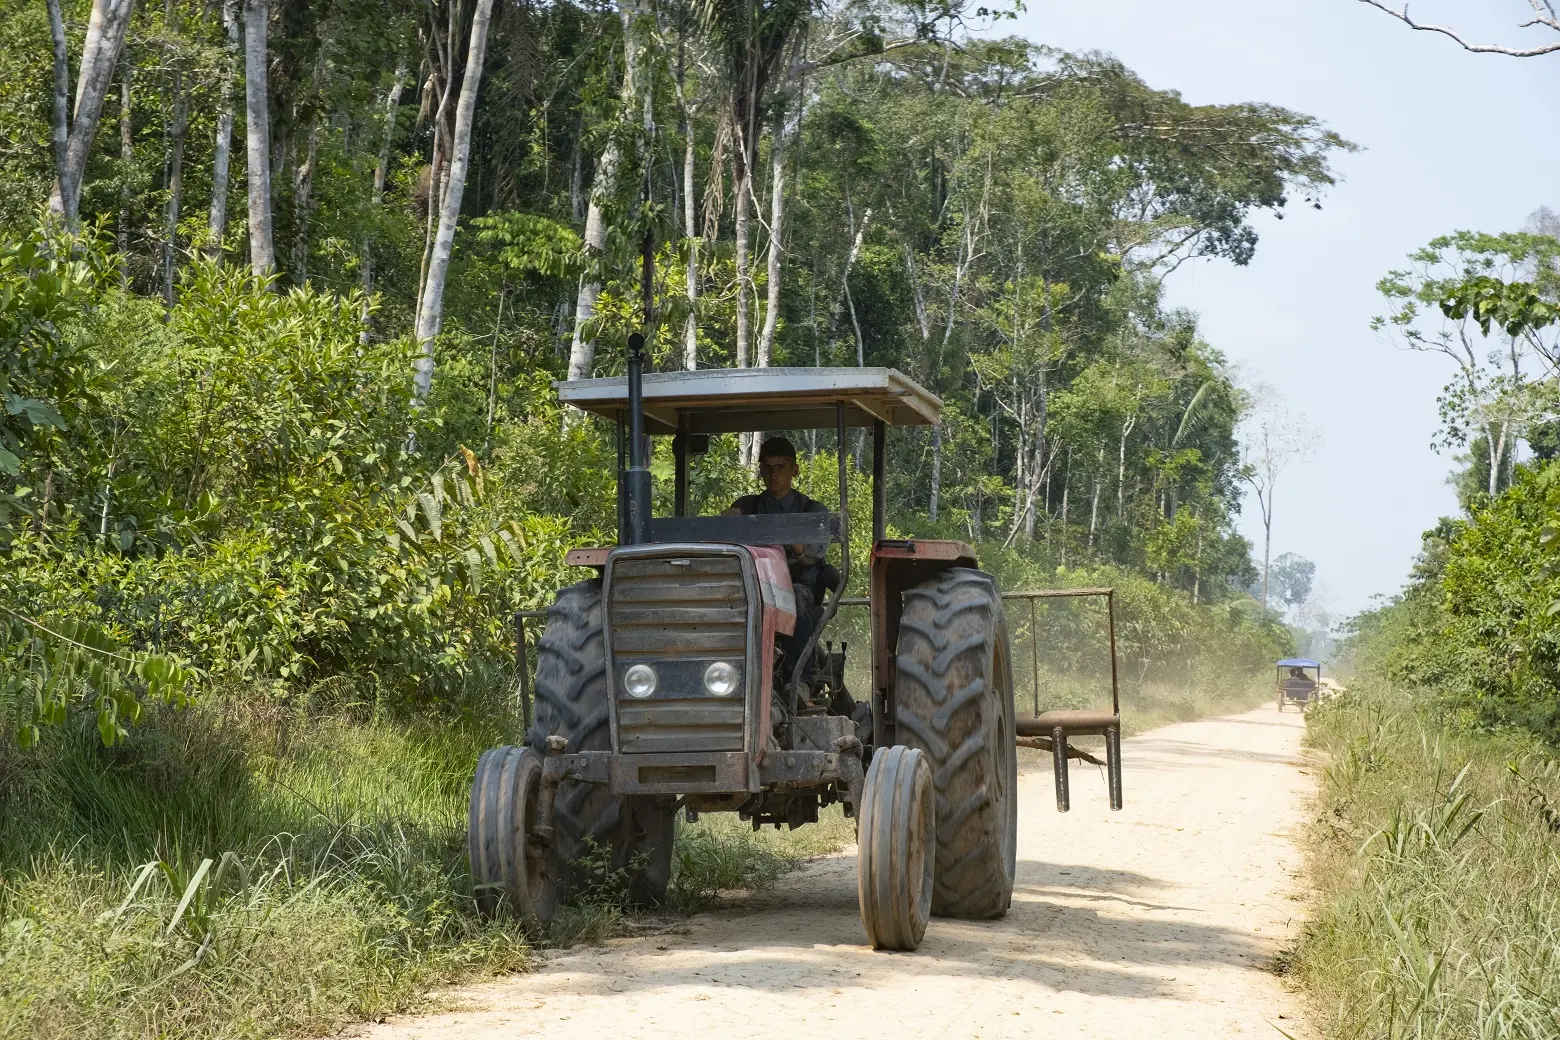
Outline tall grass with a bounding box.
[1297,679,1560,1039]
[0,696,531,1040]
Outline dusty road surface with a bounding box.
[368,706,1314,1040]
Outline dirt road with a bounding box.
[368,706,1314,1039]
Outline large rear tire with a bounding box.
[893,568,1017,919]
[528,579,675,911]
[857,745,935,951]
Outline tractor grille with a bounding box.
[609,555,749,754]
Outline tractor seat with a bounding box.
[1017,709,1119,737]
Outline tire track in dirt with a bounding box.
[365,706,1314,1039]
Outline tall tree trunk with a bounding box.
[116,63,132,266]
[290,45,327,285]
[1088,444,1103,548]
[835,198,871,365]
[290,125,318,282]
[569,108,585,220]
[929,422,942,522]
[243,0,274,276]
[76,0,109,109]
[50,0,136,227]
[412,0,496,403]
[756,101,788,369]
[1261,505,1272,612]
[46,0,70,198]
[1192,521,1202,604]
[566,0,641,384]
[361,61,407,344]
[1116,413,1135,518]
[733,146,752,368]
[1059,449,1071,565]
[681,99,697,369]
[207,0,239,257]
[163,72,187,304]
[1489,421,1507,497]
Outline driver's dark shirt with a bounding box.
[728,488,828,566]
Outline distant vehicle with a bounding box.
[1276,658,1321,711]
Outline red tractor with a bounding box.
[470,340,1019,950]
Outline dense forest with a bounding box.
[0,0,1345,1034]
[0,0,1346,732]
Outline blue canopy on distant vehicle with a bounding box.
[1277,658,1321,669]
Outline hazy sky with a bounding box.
[989,2,1559,618]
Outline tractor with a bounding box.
[469,337,1021,951]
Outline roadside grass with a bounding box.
[1296,678,1560,1039]
[0,696,531,1040]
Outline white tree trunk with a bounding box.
[733,151,752,368]
[929,422,942,521]
[46,0,69,192]
[75,0,109,108]
[162,76,187,303]
[361,62,407,344]
[48,0,135,226]
[1261,506,1273,612]
[682,110,698,370]
[567,0,642,384]
[115,63,131,263]
[756,104,788,369]
[207,0,239,257]
[290,46,327,284]
[412,0,496,403]
[243,0,274,276]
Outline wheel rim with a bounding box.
[518,758,549,911]
[991,630,1017,880]
[911,753,935,928]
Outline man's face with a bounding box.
[759,454,797,497]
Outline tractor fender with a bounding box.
[749,545,796,763]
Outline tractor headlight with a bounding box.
[623,664,658,698]
[703,661,738,697]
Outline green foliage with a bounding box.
[1,250,607,742]
[0,228,110,501]
[473,212,584,280]
[1439,272,1560,339]
[1,605,194,748]
[1348,463,1560,741]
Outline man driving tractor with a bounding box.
[724,436,840,681]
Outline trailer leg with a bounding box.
[1105,722,1122,811]
[1052,725,1070,812]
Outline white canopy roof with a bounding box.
[554,366,942,435]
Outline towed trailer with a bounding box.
[470,337,1124,951]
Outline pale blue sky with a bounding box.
[993,2,1560,617]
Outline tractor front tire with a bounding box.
[893,568,1017,919]
[857,744,935,951]
[469,745,554,924]
[529,579,675,911]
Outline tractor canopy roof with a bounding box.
[1277,658,1321,669]
[554,366,941,436]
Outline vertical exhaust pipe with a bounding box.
[624,332,652,545]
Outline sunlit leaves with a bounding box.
[1,607,194,747]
